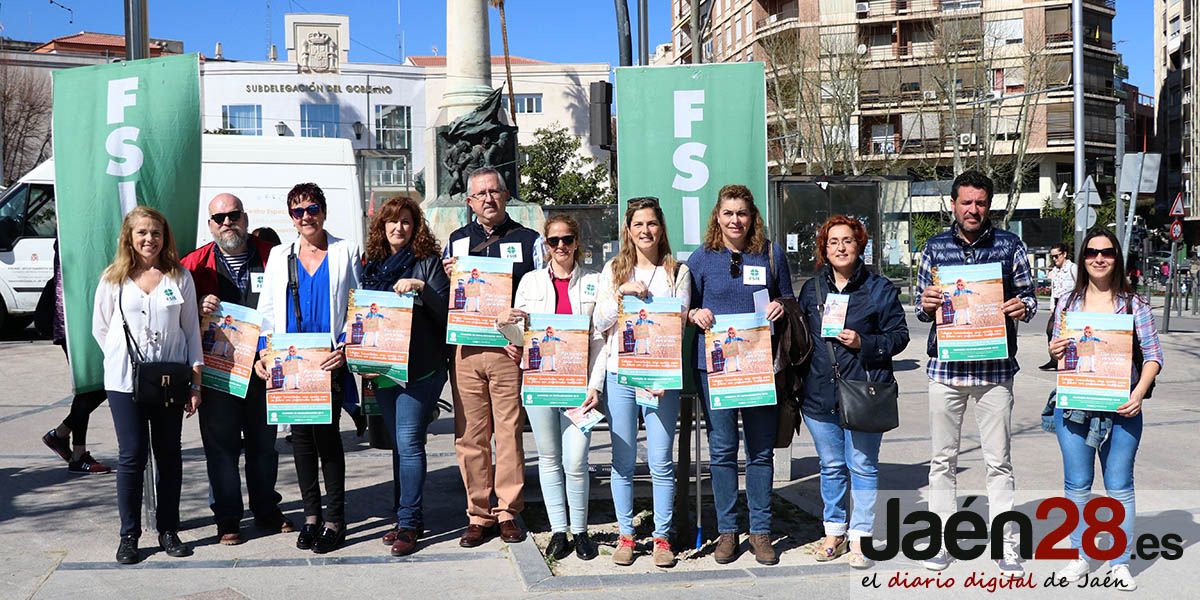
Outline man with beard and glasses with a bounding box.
[181,193,292,545]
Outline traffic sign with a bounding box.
[1079,176,1102,207]
[1171,219,1183,241]
[1170,193,1186,217]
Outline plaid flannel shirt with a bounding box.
[916,222,1037,386]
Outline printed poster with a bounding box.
[704,312,777,410]
[447,256,513,347]
[1056,312,1134,412]
[345,289,414,382]
[821,293,849,338]
[564,407,604,433]
[264,333,332,425]
[934,263,1008,362]
[617,296,683,389]
[521,314,591,407]
[200,302,261,398]
[360,379,380,417]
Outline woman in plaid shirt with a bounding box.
[1047,228,1162,591]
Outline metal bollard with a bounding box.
[142,451,157,533]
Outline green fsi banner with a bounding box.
[53,54,202,393]
[615,63,767,256]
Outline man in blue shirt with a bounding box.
[915,170,1036,575]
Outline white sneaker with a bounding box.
[1059,558,1091,583]
[1108,565,1137,592]
[922,548,953,571]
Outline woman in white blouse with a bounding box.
[591,197,691,569]
[92,206,204,565]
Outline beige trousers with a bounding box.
[453,345,525,526]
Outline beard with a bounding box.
[216,228,249,253]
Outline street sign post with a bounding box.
[1116,152,1161,264]
[1074,176,1101,256]
[1171,220,1183,242]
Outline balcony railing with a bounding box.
[1083,0,1116,10]
[1046,31,1117,50]
[756,6,799,30]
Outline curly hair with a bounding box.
[365,197,442,262]
[702,184,767,254]
[102,206,183,283]
[815,215,868,267]
[287,182,327,212]
[610,197,678,290]
[543,213,582,265]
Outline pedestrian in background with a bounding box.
[1041,242,1076,370]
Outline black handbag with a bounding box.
[118,286,192,408]
[817,276,899,433]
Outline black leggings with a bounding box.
[291,408,345,525]
[60,345,108,446]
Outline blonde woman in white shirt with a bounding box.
[91,206,204,565]
[591,197,691,568]
[496,214,605,562]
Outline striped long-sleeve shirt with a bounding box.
[916,222,1038,386]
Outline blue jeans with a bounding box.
[1054,408,1141,566]
[606,371,679,539]
[803,414,883,539]
[376,371,447,529]
[528,406,591,533]
[698,373,778,535]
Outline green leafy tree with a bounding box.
[518,125,613,205]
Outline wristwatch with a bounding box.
[191,383,202,392]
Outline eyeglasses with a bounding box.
[469,189,503,200]
[729,252,743,278]
[288,204,322,219]
[546,235,576,247]
[1083,247,1117,259]
[210,210,244,224]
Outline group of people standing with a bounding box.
[61,166,1161,589]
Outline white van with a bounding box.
[0,134,365,333]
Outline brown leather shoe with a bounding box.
[498,520,525,543]
[714,532,739,564]
[382,527,400,545]
[749,533,778,565]
[459,524,493,548]
[390,528,419,556]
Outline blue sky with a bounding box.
[0,0,1152,89]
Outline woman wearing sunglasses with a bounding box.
[255,183,362,554]
[360,197,450,557]
[1046,228,1162,591]
[592,197,691,568]
[496,215,605,561]
[686,184,792,566]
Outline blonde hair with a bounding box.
[610,197,678,289]
[102,206,183,283]
[702,184,767,254]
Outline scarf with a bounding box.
[361,246,416,292]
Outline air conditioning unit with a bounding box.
[856,2,870,16]
[989,90,1003,100]
[923,90,938,100]
[959,133,978,146]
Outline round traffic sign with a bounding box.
[1171,219,1183,241]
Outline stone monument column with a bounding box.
[441,0,493,122]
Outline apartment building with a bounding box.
[1156,0,1198,224]
[671,0,1121,219]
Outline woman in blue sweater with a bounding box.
[798,215,909,569]
[687,184,791,565]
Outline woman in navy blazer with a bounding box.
[798,215,909,569]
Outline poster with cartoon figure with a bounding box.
[521,313,591,407]
[934,263,1007,361]
[1056,312,1134,412]
[446,256,513,347]
[264,333,332,425]
[821,293,850,338]
[199,302,262,398]
[345,288,414,383]
[617,296,683,389]
[704,312,777,410]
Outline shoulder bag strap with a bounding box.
[815,274,840,379]
[288,245,303,332]
[117,284,146,364]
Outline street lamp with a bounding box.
[275,121,287,136]
[353,121,365,140]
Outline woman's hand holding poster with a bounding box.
[616,296,683,389]
[1057,312,1134,412]
[521,313,591,407]
[345,288,414,382]
[264,333,332,425]
[705,312,777,410]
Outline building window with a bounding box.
[989,18,1023,45]
[368,156,409,187]
[736,15,743,41]
[513,93,543,114]
[300,103,340,138]
[375,105,411,150]
[222,104,262,135]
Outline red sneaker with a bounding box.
[42,430,71,462]
[68,452,113,474]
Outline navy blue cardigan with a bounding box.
[798,261,910,419]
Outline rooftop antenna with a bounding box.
[48,0,73,23]
[396,0,405,63]
[265,0,272,60]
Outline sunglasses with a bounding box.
[288,204,322,219]
[729,252,743,278]
[210,210,244,224]
[1050,253,1063,260]
[546,235,576,247]
[628,197,660,210]
[1083,247,1117,259]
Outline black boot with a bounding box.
[157,531,193,558]
[116,535,140,565]
[296,522,321,550]
[574,531,598,561]
[312,526,346,554]
[546,531,572,560]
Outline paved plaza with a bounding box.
[2,302,1198,599]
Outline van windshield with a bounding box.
[0,183,56,239]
